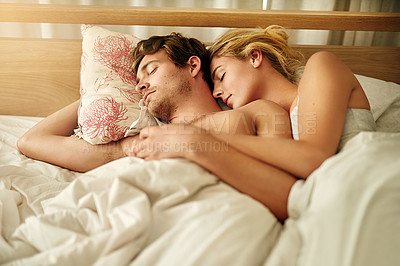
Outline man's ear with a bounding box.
[249,49,263,68]
[187,56,202,77]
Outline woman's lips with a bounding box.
[225,95,232,107]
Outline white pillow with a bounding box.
[356,74,400,132]
[75,25,144,144]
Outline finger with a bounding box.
[144,154,160,161]
[139,125,161,139]
[134,141,151,158]
[122,140,137,157]
[135,148,149,159]
[128,141,140,156]
[125,147,136,157]
[139,127,150,139]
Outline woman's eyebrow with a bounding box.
[211,65,221,80]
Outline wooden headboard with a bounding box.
[1,4,399,117]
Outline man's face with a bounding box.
[135,50,192,121]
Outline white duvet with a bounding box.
[1,99,400,265]
[266,131,400,266]
[0,116,281,265]
[2,157,283,266]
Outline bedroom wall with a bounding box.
[0,0,398,46]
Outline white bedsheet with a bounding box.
[1,115,399,266]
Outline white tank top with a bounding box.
[290,101,376,151]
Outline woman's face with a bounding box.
[210,56,259,109]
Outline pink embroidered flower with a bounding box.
[91,34,141,103]
[80,86,87,96]
[80,97,129,143]
[81,52,88,71]
[94,73,114,92]
[93,34,136,86]
[80,52,89,95]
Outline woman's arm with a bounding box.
[188,132,296,222]
[210,134,323,178]
[131,124,296,221]
[17,100,129,172]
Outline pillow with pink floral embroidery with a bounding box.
[75,25,143,144]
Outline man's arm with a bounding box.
[17,100,130,172]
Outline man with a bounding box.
[132,33,221,124]
[17,33,223,172]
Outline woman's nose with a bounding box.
[212,86,224,98]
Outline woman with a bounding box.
[207,25,375,178]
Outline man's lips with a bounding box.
[143,91,155,104]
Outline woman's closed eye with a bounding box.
[149,67,157,75]
[220,73,225,81]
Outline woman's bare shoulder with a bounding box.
[194,108,253,135]
[302,51,355,84]
[239,99,288,116]
[306,51,340,65]
[236,100,291,138]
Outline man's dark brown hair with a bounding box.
[131,32,213,90]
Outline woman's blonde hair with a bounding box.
[209,25,304,84]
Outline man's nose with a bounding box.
[135,81,149,94]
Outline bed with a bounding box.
[1,3,400,266]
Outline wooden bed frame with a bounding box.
[1,3,399,117]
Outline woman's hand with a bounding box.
[131,123,208,160]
